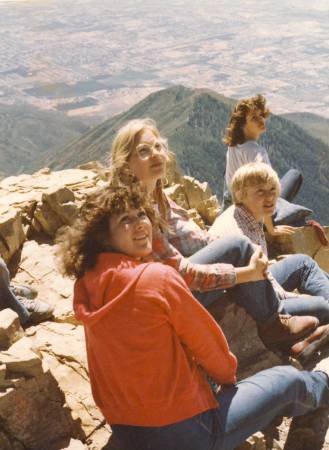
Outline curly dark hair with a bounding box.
[56,184,158,279]
[223,94,270,147]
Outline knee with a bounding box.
[224,235,254,262]
[289,168,303,178]
[291,253,315,268]
[298,253,318,271]
[271,366,306,396]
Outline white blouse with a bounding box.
[225,141,271,192]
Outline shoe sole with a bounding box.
[28,309,55,325]
[296,328,329,364]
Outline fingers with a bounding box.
[275,225,296,236]
[252,245,263,257]
[281,226,296,235]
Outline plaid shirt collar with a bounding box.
[234,205,268,256]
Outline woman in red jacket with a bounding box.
[58,184,329,450]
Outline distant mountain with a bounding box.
[282,112,329,147]
[49,85,329,223]
[0,104,91,177]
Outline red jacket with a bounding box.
[74,253,237,426]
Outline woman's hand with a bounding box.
[235,246,269,284]
[268,225,296,236]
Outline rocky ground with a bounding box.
[0,162,329,449]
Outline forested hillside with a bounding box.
[48,86,329,222]
[0,104,90,177]
[282,112,329,146]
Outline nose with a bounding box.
[134,215,147,229]
[151,145,164,157]
[265,190,276,199]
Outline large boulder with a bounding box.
[0,207,25,263]
[0,309,24,351]
[0,167,106,239]
[0,334,85,450]
[165,175,220,227]
[31,186,78,237]
[31,322,111,446]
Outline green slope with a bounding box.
[0,104,90,177]
[50,85,329,223]
[282,112,329,147]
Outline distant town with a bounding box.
[0,0,328,121]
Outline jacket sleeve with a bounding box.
[73,278,91,322]
[162,266,237,385]
[152,231,236,292]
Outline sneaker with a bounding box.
[290,324,329,364]
[11,283,38,299]
[258,314,319,349]
[18,297,54,324]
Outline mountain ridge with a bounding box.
[47,85,329,223]
[0,103,91,178]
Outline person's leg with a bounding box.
[214,365,329,450]
[0,257,30,324]
[280,169,303,202]
[270,254,329,312]
[189,236,281,322]
[111,410,215,450]
[280,296,329,324]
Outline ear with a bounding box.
[234,189,244,204]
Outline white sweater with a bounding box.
[225,141,271,191]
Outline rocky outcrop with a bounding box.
[0,208,25,263]
[0,309,24,351]
[0,166,106,255]
[165,175,220,228]
[0,161,328,449]
[267,226,329,272]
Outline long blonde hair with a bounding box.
[108,118,169,220]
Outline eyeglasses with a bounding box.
[134,139,168,160]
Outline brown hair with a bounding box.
[56,184,158,279]
[231,162,280,205]
[108,118,172,220]
[223,94,270,147]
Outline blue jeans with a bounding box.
[0,257,30,324]
[190,235,281,322]
[189,236,329,324]
[270,254,329,324]
[111,366,329,450]
[280,169,303,202]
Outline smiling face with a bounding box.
[108,207,153,259]
[241,181,279,221]
[128,129,168,192]
[243,110,267,141]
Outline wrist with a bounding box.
[235,265,254,284]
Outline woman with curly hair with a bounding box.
[57,184,329,450]
[223,94,305,234]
